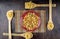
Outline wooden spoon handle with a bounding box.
[8,20,12,39]
[49,0,52,21]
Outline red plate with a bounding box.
[20,10,41,32]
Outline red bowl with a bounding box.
[20,10,41,32]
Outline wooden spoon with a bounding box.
[6,10,13,39]
[47,0,54,31]
[25,1,56,9]
[3,32,33,39]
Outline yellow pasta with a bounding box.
[23,12,39,30]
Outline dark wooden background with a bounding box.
[0,0,60,39]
